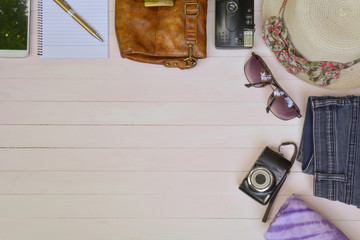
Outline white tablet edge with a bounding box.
[0,0,30,58]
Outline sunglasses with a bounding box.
[244,52,302,120]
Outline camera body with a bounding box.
[215,0,255,48]
[239,147,291,205]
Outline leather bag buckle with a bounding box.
[184,3,199,16]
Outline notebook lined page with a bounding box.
[39,0,108,58]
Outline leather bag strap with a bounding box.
[185,0,198,45]
[183,0,199,68]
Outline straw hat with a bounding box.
[262,0,360,90]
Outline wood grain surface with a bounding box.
[1,0,360,239]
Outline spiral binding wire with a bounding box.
[37,0,43,56]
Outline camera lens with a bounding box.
[255,174,266,185]
[247,167,274,192]
[226,2,238,13]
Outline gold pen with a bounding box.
[53,0,103,42]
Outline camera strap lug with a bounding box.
[278,142,298,165]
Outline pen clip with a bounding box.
[58,0,72,9]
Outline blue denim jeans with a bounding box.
[297,96,360,207]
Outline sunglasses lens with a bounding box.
[244,55,272,87]
[267,90,300,120]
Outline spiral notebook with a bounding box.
[38,0,108,58]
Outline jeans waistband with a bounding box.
[310,95,360,108]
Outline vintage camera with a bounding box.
[215,0,255,48]
[239,147,292,205]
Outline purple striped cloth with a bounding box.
[264,194,349,240]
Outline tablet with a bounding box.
[0,0,31,58]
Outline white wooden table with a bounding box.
[1,0,360,239]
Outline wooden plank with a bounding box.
[0,148,304,172]
[0,218,268,240]
[0,55,272,80]
[0,126,301,148]
[0,76,357,102]
[0,172,312,195]
[0,218,356,240]
[0,195,359,221]
[0,102,303,125]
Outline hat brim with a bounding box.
[262,0,360,90]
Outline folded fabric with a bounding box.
[264,194,349,240]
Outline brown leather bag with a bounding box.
[115,0,208,69]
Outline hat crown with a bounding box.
[283,0,360,63]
